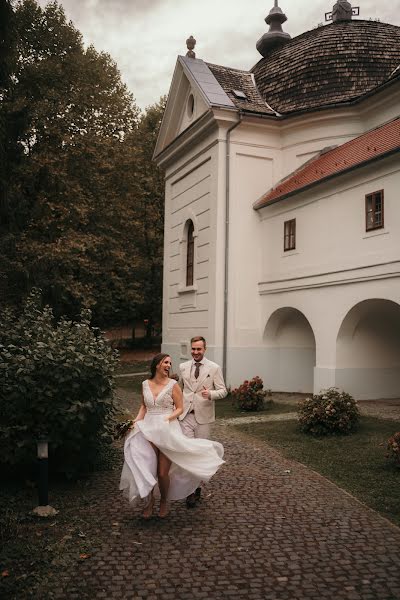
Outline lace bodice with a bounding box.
[143,379,176,414]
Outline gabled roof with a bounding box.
[206,63,275,115]
[179,56,235,108]
[254,117,400,210]
[153,56,237,160]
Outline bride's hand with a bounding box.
[164,416,171,422]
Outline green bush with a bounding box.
[0,289,118,477]
[230,376,268,411]
[297,387,359,435]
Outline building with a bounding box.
[153,1,400,399]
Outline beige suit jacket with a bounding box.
[179,357,227,425]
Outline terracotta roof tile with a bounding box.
[254,117,400,209]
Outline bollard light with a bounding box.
[32,434,58,518]
[37,436,49,506]
[37,439,48,459]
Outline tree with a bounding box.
[0,0,20,303]
[1,1,167,329]
[123,97,166,334]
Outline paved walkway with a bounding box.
[49,423,400,600]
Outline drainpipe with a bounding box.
[222,112,243,382]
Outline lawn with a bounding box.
[215,396,296,419]
[235,416,400,526]
[114,381,297,421]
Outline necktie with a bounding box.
[194,362,201,379]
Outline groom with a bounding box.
[179,335,227,508]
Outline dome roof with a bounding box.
[251,20,400,114]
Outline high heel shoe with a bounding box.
[142,495,154,519]
[159,500,169,519]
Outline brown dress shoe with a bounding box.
[186,493,196,508]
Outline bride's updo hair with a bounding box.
[150,353,170,379]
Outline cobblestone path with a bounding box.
[52,424,400,600]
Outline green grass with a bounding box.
[114,382,297,421]
[236,416,400,526]
[216,397,296,419]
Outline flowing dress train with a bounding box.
[119,378,224,503]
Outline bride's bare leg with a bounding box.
[158,451,171,518]
[142,490,155,519]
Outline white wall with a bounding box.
[159,69,400,397]
[256,155,400,398]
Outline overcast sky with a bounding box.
[37,0,400,110]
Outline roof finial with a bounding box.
[186,35,196,58]
[332,0,353,22]
[256,2,291,58]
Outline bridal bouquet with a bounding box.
[115,419,135,439]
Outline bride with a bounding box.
[119,353,224,518]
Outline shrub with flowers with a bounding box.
[230,376,268,411]
[297,387,359,435]
[386,432,400,468]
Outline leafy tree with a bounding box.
[124,97,166,334]
[1,1,166,329]
[1,0,152,324]
[0,0,19,302]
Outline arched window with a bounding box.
[186,220,194,286]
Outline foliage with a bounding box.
[0,289,118,477]
[0,0,18,304]
[297,387,360,435]
[386,432,400,468]
[230,376,268,411]
[0,0,166,328]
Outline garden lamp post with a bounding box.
[32,434,58,517]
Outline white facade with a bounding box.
[155,43,400,400]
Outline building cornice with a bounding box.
[154,108,238,169]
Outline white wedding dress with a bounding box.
[119,378,224,504]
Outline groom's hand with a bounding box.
[201,386,211,399]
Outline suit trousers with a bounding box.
[180,412,210,440]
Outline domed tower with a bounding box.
[252,16,400,114]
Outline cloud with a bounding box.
[36,0,400,108]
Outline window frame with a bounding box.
[284,218,296,252]
[365,190,384,232]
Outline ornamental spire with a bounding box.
[325,0,360,23]
[186,35,196,58]
[332,0,353,21]
[256,1,291,58]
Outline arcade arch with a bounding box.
[264,307,316,393]
[336,299,400,399]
